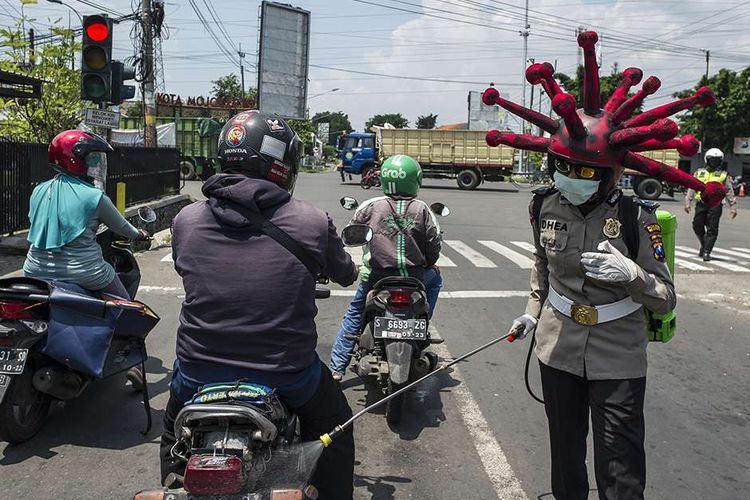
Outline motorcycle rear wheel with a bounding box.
[0,362,52,444]
[385,380,406,425]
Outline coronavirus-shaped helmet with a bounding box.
[482,31,726,206]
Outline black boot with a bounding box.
[703,253,711,262]
[698,246,705,258]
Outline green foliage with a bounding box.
[365,113,409,131]
[416,113,438,129]
[311,111,353,145]
[322,144,337,158]
[675,67,750,152]
[0,21,82,142]
[555,63,632,111]
[210,73,257,100]
[528,151,545,170]
[287,118,314,152]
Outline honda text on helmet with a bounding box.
[48,129,114,191]
[704,148,724,171]
[380,155,423,198]
[217,110,302,193]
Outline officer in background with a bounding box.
[685,148,737,261]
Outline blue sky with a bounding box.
[7,1,750,130]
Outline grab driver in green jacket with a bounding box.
[329,155,443,381]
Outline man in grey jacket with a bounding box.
[160,111,358,499]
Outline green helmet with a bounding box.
[380,155,423,197]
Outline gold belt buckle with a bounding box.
[571,304,598,326]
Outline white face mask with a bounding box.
[553,170,600,206]
[85,152,108,191]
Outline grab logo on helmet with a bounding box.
[381,168,407,179]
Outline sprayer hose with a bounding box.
[524,331,545,404]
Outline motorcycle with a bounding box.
[339,196,450,425]
[0,207,160,443]
[360,167,381,190]
[133,281,336,500]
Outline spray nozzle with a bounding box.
[319,425,344,447]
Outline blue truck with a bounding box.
[339,128,515,190]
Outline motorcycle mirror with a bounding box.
[341,224,373,247]
[138,206,157,224]
[340,196,359,211]
[430,202,451,217]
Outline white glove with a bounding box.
[581,240,640,283]
[508,314,537,341]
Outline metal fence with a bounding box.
[0,138,180,235]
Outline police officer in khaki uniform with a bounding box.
[481,30,725,500]
[684,148,737,261]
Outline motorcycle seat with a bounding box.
[372,276,425,291]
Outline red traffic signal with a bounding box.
[83,15,110,42]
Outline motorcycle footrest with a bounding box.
[429,337,444,344]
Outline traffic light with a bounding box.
[111,61,136,103]
[80,14,113,102]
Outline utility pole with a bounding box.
[142,0,157,147]
[519,0,530,172]
[704,50,710,81]
[238,43,246,96]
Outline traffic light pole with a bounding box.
[141,0,157,147]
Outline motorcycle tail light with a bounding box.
[183,454,245,495]
[0,301,42,320]
[387,289,412,308]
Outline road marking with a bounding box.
[346,246,364,266]
[139,285,183,293]
[510,241,536,254]
[329,289,529,298]
[710,247,750,260]
[431,326,529,500]
[674,249,750,273]
[731,247,750,256]
[444,240,497,268]
[478,240,534,269]
[674,258,713,271]
[436,253,457,267]
[161,252,173,262]
[675,245,745,262]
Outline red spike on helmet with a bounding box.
[483,31,724,206]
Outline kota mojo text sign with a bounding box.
[156,93,256,110]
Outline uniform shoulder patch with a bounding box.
[632,196,660,212]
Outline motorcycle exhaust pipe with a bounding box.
[320,330,517,446]
[33,365,88,400]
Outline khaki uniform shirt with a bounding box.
[525,191,676,380]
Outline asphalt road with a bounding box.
[1,173,749,499]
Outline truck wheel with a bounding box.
[457,169,480,190]
[180,160,196,181]
[635,178,662,200]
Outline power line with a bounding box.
[311,64,518,86]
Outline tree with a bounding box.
[311,111,352,145]
[211,73,257,100]
[675,67,750,153]
[0,21,81,142]
[365,113,409,131]
[287,118,314,153]
[416,113,438,129]
[555,63,631,111]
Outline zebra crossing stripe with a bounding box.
[674,249,750,273]
[161,253,173,262]
[478,240,534,269]
[509,241,536,254]
[731,247,750,256]
[710,247,750,260]
[444,240,497,268]
[346,246,364,266]
[674,258,713,272]
[436,254,457,267]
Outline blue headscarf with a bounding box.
[27,174,103,251]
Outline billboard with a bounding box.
[467,91,508,131]
[257,1,310,120]
[734,137,750,155]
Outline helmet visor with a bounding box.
[85,152,108,191]
[706,156,722,169]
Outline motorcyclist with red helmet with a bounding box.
[161,111,358,499]
[23,130,149,298]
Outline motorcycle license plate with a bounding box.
[0,348,28,375]
[373,317,427,340]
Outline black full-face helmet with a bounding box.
[217,110,302,192]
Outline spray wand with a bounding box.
[320,329,519,446]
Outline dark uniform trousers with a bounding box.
[540,362,647,500]
[160,364,355,500]
[692,201,723,254]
